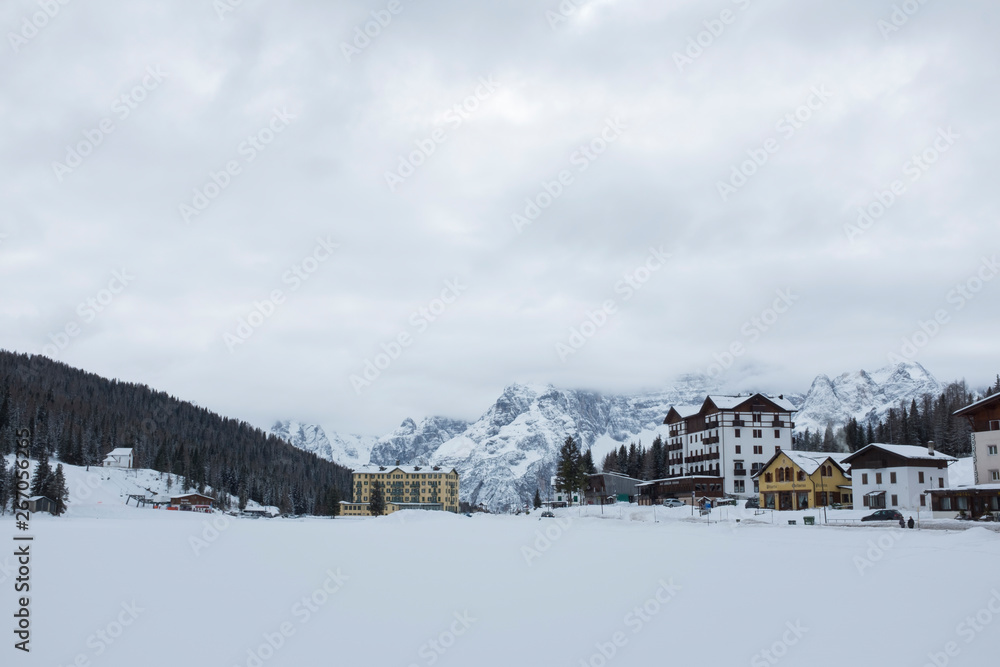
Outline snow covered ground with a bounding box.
[4,462,1000,666]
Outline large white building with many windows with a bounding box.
[663,393,797,499]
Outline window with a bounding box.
[754,445,763,455]
[891,494,898,506]
[774,429,780,438]
[890,472,897,484]
[735,429,741,438]
[734,480,745,493]
[796,470,805,481]
[918,471,925,484]
[753,429,762,438]
[989,445,998,455]
[875,473,882,485]
[991,470,1000,481]
[941,497,952,510]
[753,413,761,423]
[765,473,773,483]
[735,445,741,454]
[862,473,869,484]
[939,479,944,489]
[920,495,926,506]
[776,468,784,482]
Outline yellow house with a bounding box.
[340,465,460,516]
[753,450,852,511]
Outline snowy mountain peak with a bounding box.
[794,362,943,433]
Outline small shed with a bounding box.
[26,496,57,514]
[103,448,134,468]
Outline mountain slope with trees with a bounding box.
[0,350,349,514]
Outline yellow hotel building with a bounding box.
[753,450,853,511]
[340,465,460,516]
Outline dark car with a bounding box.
[861,509,904,522]
[745,498,760,509]
[540,511,555,518]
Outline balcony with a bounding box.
[733,468,747,477]
[733,419,746,427]
[703,436,719,445]
[669,429,680,438]
[706,420,719,429]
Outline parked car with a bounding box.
[860,509,904,522]
[662,499,685,508]
[540,511,555,518]
[745,498,760,509]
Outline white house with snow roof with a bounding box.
[663,393,797,499]
[842,442,955,513]
[102,447,134,468]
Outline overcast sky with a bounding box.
[1,0,997,436]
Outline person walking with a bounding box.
[907,516,915,529]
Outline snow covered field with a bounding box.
[5,464,1000,666]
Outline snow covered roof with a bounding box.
[106,448,133,456]
[780,451,851,476]
[705,394,797,412]
[843,443,958,464]
[27,496,51,502]
[953,392,1000,416]
[672,405,701,418]
[353,465,457,475]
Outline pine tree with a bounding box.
[556,436,585,506]
[533,489,542,509]
[369,481,386,517]
[616,445,628,474]
[49,464,69,515]
[0,460,7,515]
[581,449,597,475]
[30,449,51,497]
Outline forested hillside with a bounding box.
[0,350,348,514]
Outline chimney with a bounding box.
[927,440,935,456]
